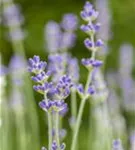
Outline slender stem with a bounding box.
[91,51,96,60]
[71,88,77,123]
[48,112,52,150]
[71,71,92,150]
[55,112,60,150]
[85,71,92,94]
[71,97,86,150]
[90,34,96,60]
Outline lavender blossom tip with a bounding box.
[80,1,99,21]
[28,55,47,74]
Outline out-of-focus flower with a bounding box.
[44,21,62,53]
[61,13,78,31]
[3,4,24,26]
[67,57,79,83]
[112,139,124,150]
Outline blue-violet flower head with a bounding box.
[28,55,47,74]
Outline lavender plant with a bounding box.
[28,55,73,150]
[71,2,104,150]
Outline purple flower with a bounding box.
[80,1,99,22]
[112,139,124,150]
[55,75,73,99]
[84,38,93,50]
[87,86,95,95]
[3,4,24,26]
[52,141,57,150]
[61,13,78,31]
[39,99,68,113]
[80,23,100,34]
[28,55,47,74]
[67,57,79,83]
[60,32,76,50]
[77,84,84,94]
[31,71,51,83]
[81,58,103,69]
[44,21,62,53]
[76,84,95,97]
[39,100,52,112]
[33,82,53,94]
[95,39,104,47]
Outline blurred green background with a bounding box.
[1,0,135,69]
[0,0,135,150]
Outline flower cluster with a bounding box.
[39,99,67,113]
[54,75,73,99]
[81,58,103,70]
[80,1,103,68]
[28,55,72,112]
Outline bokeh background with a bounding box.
[0,0,135,150]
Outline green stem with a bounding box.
[85,71,92,94]
[55,112,60,150]
[71,71,92,150]
[71,97,86,150]
[15,111,27,150]
[48,112,52,150]
[71,89,77,123]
